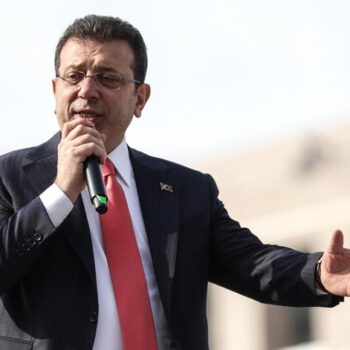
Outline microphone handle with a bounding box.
[84,156,108,214]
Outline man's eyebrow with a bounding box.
[63,64,120,73]
[61,64,85,73]
[93,65,120,73]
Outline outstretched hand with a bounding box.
[320,230,350,296]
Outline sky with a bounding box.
[1,0,350,164]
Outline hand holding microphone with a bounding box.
[55,118,108,213]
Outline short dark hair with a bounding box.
[54,15,148,83]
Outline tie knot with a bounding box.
[101,158,116,177]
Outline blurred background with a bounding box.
[1,1,350,349]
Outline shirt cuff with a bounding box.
[315,257,329,295]
[316,288,328,296]
[40,184,74,228]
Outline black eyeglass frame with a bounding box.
[55,71,142,90]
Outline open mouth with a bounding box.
[73,112,102,121]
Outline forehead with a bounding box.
[59,38,135,73]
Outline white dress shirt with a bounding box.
[40,139,170,350]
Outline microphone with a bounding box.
[84,156,108,214]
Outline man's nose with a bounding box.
[78,76,99,100]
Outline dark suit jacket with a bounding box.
[0,133,342,350]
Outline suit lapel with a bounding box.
[129,148,180,319]
[22,133,96,285]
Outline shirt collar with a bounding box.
[107,138,133,187]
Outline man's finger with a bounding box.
[326,229,344,254]
[61,118,95,138]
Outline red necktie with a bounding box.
[100,158,158,350]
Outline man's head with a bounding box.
[55,15,148,84]
[53,15,151,153]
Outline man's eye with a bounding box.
[99,74,120,83]
[66,72,84,82]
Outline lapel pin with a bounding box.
[160,182,173,193]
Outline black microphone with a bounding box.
[84,156,108,214]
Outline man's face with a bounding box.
[52,38,150,153]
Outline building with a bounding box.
[196,122,350,350]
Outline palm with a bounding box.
[321,230,350,296]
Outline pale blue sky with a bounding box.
[1,0,350,163]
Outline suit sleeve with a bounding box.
[0,169,57,295]
[206,174,343,307]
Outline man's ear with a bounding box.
[52,79,57,94]
[52,79,57,114]
[134,84,151,118]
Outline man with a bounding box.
[0,14,348,350]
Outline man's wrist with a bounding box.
[315,258,329,294]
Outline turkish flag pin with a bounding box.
[160,182,173,192]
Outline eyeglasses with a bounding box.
[56,71,141,90]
